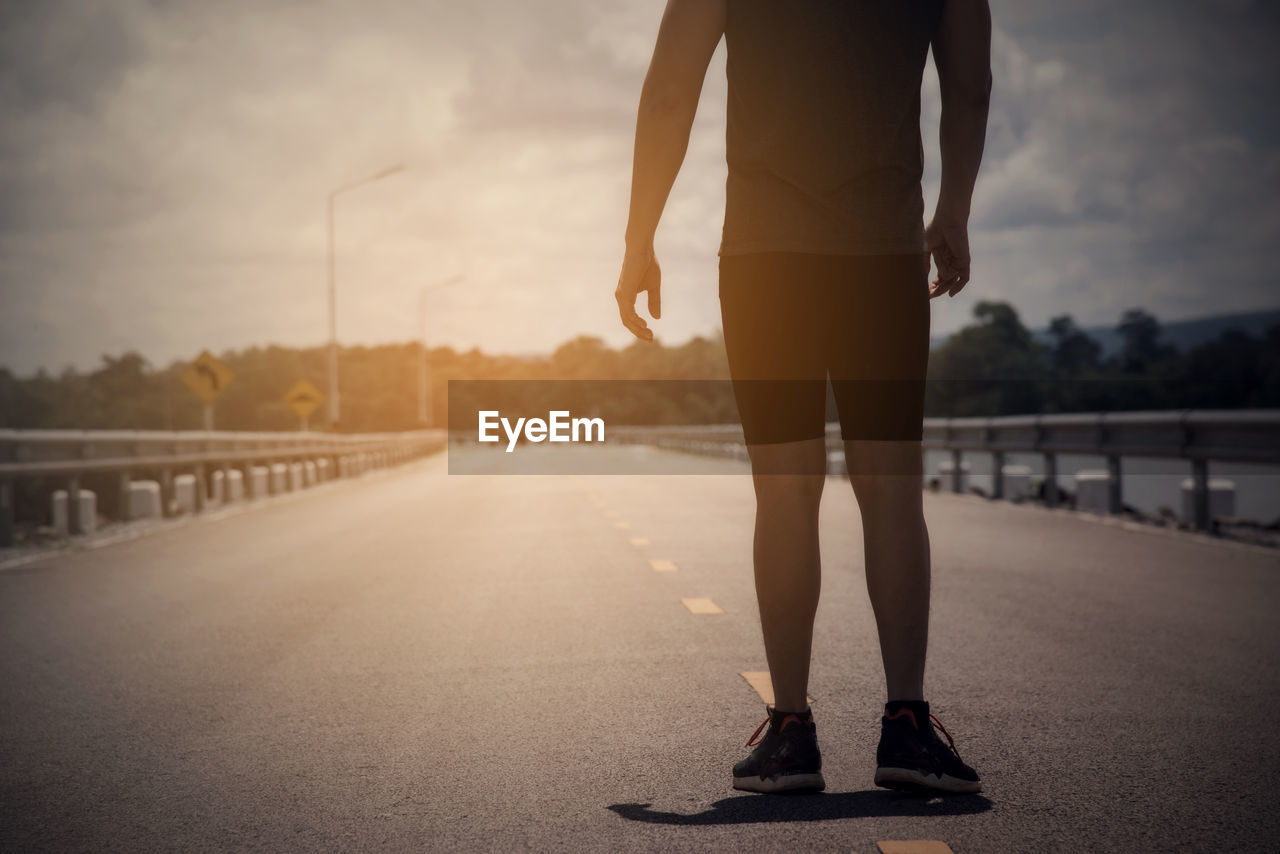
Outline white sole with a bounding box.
[874,766,982,794]
[732,772,826,794]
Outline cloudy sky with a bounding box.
[1,0,1277,375]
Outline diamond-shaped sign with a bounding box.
[180,351,234,405]
[283,379,324,420]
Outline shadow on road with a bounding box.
[608,790,993,825]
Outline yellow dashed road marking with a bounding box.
[629,537,650,547]
[739,671,812,706]
[603,510,620,519]
[614,521,631,530]
[681,597,724,615]
[877,843,954,854]
[649,559,678,572]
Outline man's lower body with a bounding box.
[719,252,980,795]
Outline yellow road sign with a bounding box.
[283,379,324,420]
[180,351,234,405]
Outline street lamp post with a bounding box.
[418,275,464,426]
[326,163,404,431]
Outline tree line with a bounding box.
[1,303,1277,432]
[926,304,1280,416]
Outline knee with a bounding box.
[848,473,924,514]
[843,441,923,479]
[843,441,923,505]
[753,473,826,512]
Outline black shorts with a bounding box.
[719,252,930,445]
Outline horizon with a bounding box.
[6,299,1279,380]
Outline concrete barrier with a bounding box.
[173,474,198,515]
[1001,464,1033,501]
[1181,478,1235,524]
[1075,469,1112,513]
[51,489,97,535]
[250,466,269,498]
[226,469,244,502]
[128,481,163,519]
[289,463,304,491]
[270,463,288,494]
[827,449,847,476]
[50,490,67,534]
[317,459,331,482]
[938,459,970,493]
[304,461,317,486]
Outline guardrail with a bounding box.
[0,429,446,547]
[6,412,1276,543]
[921,410,1280,529]
[613,410,1280,531]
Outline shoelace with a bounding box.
[746,707,810,747]
[745,713,771,747]
[929,712,963,761]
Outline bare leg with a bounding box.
[845,440,930,702]
[747,438,827,713]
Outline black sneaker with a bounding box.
[874,701,982,794]
[732,706,825,793]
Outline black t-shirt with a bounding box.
[721,0,943,257]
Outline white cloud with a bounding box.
[0,0,1277,377]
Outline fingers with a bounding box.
[647,279,661,320]
[950,260,971,296]
[927,240,970,299]
[615,253,659,342]
[932,266,969,298]
[641,255,662,320]
[930,269,969,298]
[928,252,959,299]
[925,216,973,298]
[615,289,653,342]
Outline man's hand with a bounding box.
[615,246,661,342]
[925,215,971,299]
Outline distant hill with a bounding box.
[932,307,1280,354]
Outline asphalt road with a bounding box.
[2,449,1278,853]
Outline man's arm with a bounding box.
[927,0,992,299]
[616,0,725,342]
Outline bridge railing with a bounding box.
[921,410,1280,530]
[613,410,1280,531]
[0,429,446,546]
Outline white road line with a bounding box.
[877,843,955,854]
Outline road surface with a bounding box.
[2,449,1278,852]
